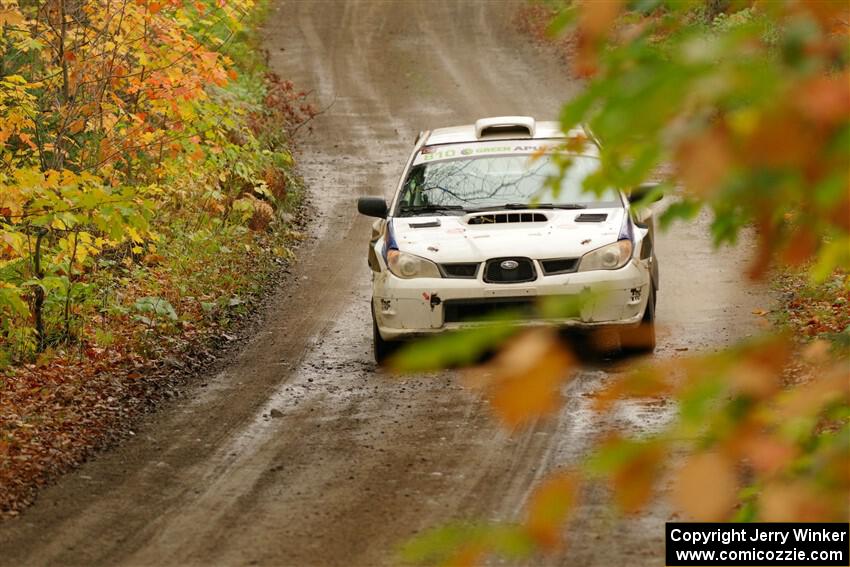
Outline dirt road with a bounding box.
[0,1,768,565]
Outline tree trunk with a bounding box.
[33,230,47,352]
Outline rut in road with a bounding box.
[0,1,768,566]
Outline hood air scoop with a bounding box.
[575,213,608,222]
[408,219,441,228]
[466,212,548,225]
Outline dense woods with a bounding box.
[0,0,314,513]
[0,0,314,363]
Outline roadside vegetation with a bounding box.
[401,1,849,563]
[0,0,314,514]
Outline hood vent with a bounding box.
[467,212,548,225]
[575,213,608,223]
[408,219,441,228]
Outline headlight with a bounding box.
[578,239,633,271]
[386,249,442,279]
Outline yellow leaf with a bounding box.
[0,186,24,218]
[0,9,25,27]
[127,226,144,244]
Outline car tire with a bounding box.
[372,302,397,365]
[620,286,656,354]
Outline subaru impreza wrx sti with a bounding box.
[357,116,660,363]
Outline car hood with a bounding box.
[390,208,625,263]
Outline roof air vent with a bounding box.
[475,116,535,139]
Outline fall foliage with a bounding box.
[0,0,316,359]
[0,0,315,513]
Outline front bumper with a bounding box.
[372,258,652,340]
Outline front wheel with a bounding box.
[619,286,656,354]
[372,303,398,365]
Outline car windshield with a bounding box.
[395,154,621,216]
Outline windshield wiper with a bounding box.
[469,202,587,212]
[398,204,466,216]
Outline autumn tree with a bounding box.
[0,0,313,357]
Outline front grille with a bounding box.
[575,213,608,222]
[540,258,579,275]
[440,263,480,278]
[483,257,536,283]
[467,212,548,225]
[443,297,538,323]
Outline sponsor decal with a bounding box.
[415,142,562,164]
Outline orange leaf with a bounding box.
[675,126,733,198]
[573,0,623,77]
[759,481,835,522]
[578,0,622,38]
[68,119,84,134]
[524,470,580,550]
[793,73,850,128]
[738,434,798,477]
[17,132,36,150]
[744,111,816,169]
[445,544,485,567]
[593,361,672,410]
[672,451,737,521]
[612,442,665,514]
[781,226,818,267]
[728,360,780,399]
[777,366,850,420]
[747,215,776,280]
[466,329,574,428]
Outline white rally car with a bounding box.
[357,117,660,363]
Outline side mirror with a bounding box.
[357,196,388,218]
[628,183,663,204]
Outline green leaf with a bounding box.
[0,287,30,318]
[391,318,519,372]
[133,296,178,321]
[398,522,533,565]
